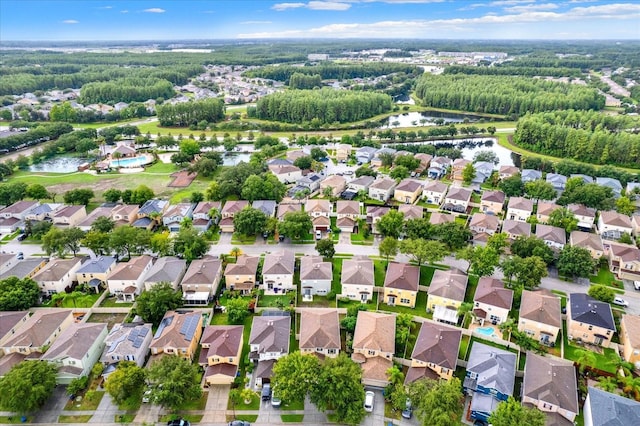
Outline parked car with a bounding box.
[16,252,23,260]
[142,389,152,403]
[167,420,190,426]
[401,399,412,419]
[634,281,640,291]
[271,393,281,407]
[613,297,629,307]
[17,234,27,241]
[261,384,272,401]
[364,391,375,413]
[228,421,251,426]
[315,230,322,240]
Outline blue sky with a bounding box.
[1,1,639,41]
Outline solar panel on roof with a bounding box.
[132,336,145,348]
[180,315,199,341]
[127,328,139,342]
[139,327,149,337]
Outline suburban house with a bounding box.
[286,150,307,162]
[522,353,579,426]
[583,387,640,426]
[296,174,322,194]
[502,219,531,241]
[249,314,291,387]
[224,255,259,295]
[33,257,83,296]
[570,231,604,260]
[607,241,640,281]
[473,277,513,326]
[633,215,640,238]
[429,212,455,226]
[382,261,420,308]
[370,147,396,168]
[469,213,500,245]
[336,200,361,233]
[480,190,505,216]
[276,203,302,221]
[252,200,277,218]
[347,176,375,193]
[521,169,542,182]
[219,200,249,233]
[181,256,223,305]
[76,256,116,291]
[464,342,516,422]
[77,206,115,231]
[597,210,633,240]
[162,203,194,232]
[0,200,39,233]
[0,309,74,358]
[192,201,220,232]
[451,158,472,182]
[499,166,519,180]
[0,257,47,281]
[394,179,423,204]
[41,323,108,384]
[100,323,153,376]
[473,161,495,184]
[149,310,203,361]
[536,202,561,224]
[414,153,433,174]
[368,177,397,202]
[567,293,616,346]
[536,224,567,250]
[405,321,461,384]
[52,205,87,227]
[306,199,332,232]
[269,164,302,184]
[299,309,341,359]
[568,204,596,230]
[111,204,139,227]
[24,203,63,222]
[106,255,154,302]
[428,156,452,179]
[428,269,468,324]
[518,290,562,346]
[300,255,332,301]
[619,314,640,368]
[261,251,295,294]
[143,256,187,291]
[422,180,449,205]
[336,144,352,162]
[596,177,623,198]
[0,311,29,350]
[319,174,347,197]
[341,256,375,302]
[366,206,390,235]
[134,199,168,229]
[199,325,243,385]
[351,311,395,387]
[356,146,377,164]
[546,173,567,191]
[398,204,423,221]
[506,197,534,222]
[441,187,472,214]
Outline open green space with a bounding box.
[115,414,135,423]
[58,415,92,423]
[562,322,617,374]
[590,266,624,290]
[64,391,105,411]
[257,293,296,308]
[0,417,32,424]
[228,391,261,410]
[379,291,429,318]
[281,414,304,422]
[99,296,134,308]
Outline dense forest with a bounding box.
[0,122,73,152]
[247,88,392,125]
[414,74,605,116]
[289,73,322,89]
[444,65,582,78]
[513,111,640,169]
[78,77,175,104]
[243,63,420,83]
[156,98,225,127]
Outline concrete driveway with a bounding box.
[32,385,68,423]
[362,389,385,426]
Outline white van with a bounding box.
[364,391,374,413]
[315,230,322,240]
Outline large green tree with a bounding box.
[548,208,578,233]
[489,397,545,426]
[0,361,58,414]
[435,222,472,250]
[278,211,312,240]
[557,245,596,279]
[458,245,500,277]
[271,352,321,404]
[377,210,405,239]
[233,207,268,237]
[172,227,210,261]
[407,377,464,426]
[147,356,202,411]
[104,361,147,405]
[524,179,557,200]
[109,226,151,260]
[379,236,399,263]
[0,276,40,311]
[400,239,447,267]
[588,284,615,303]
[135,282,184,325]
[316,238,336,259]
[511,235,555,265]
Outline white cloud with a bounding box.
[97,5,113,9]
[504,3,558,13]
[272,1,351,11]
[240,20,273,24]
[121,10,128,13]
[143,8,166,13]
[62,19,79,24]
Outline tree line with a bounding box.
[156,98,225,127]
[444,65,582,78]
[247,88,392,125]
[289,72,322,89]
[78,77,175,104]
[513,111,640,169]
[243,62,420,83]
[0,122,73,153]
[414,74,605,116]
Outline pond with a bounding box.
[379,111,488,129]
[29,156,92,173]
[384,137,519,167]
[222,153,252,166]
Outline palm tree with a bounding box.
[457,302,474,327]
[230,247,241,262]
[620,375,640,401]
[608,353,635,377]
[498,318,516,340]
[574,349,597,374]
[597,376,619,393]
[112,151,123,167]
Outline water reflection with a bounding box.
[379,111,488,129]
[29,157,91,173]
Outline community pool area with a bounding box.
[110,154,153,168]
[475,326,498,338]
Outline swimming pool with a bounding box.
[476,326,498,337]
[110,155,153,168]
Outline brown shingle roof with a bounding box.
[150,311,202,350]
[181,256,222,285]
[299,309,340,350]
[300,256,332,281]
[537,202,561,217]
[336,200,360,215]
[536,224,566,245]
[2,309,72,349]
[200,325,243,358]
[600,210,632,228]
[474,277,513,310]
[305,199,331,214]
[369,177,397,191]
[481,190,505,204]
[423,180,448,194]
[277,203,302,220]
[446,187,472,202]
[383,262,419,292]
[41,323,106,361]
[469,213,499,231]
[622,314,640,349]
[221,200,249,215]
[341,257,374,287]
[249,316,291,354]
[519,290,561,328]
[429,212,454,225]
[0,311,28,339]
[33,257,82,282]
[410,321,461,370]
[398,205,423,220]
[262,251,295,276]
[108,255,153,281]
[567,203,595,218]
[508,196,533,211]
[395,179,422,193]
[502,219,531,237]
[225,255,259,277]
[352,311,395,353]
[523,353,578,415]
[570,231,603,252]
[428,269,468,301]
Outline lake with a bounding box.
[222,153,252,166]
[379,111,488,129]
[29,157,92,173]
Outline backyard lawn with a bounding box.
[562,322,617,374]
[378,291,429,318]
[590,265,624,289]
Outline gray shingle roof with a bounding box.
[587,386,640,426]
[569,293,615,330]
[466,342,516,396]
